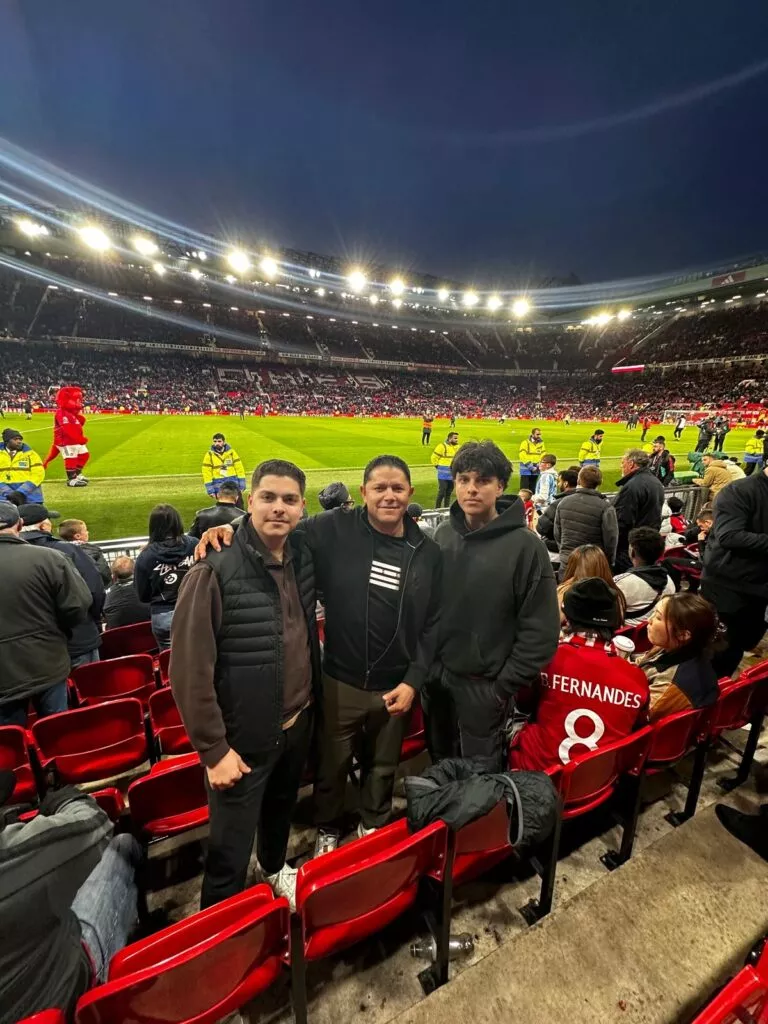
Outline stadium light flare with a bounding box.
[437,288,450,302]
[227,250,251,274]
[190,268,203,280]
[594,312,613,325]
[462,291,479,307]
[369,294,379,305]
[260,256,278,278]
[617,308,632,320]
[197,250,207,261]
[389,277,406,295]
[392,298,403,309]
[152,262,166,276]
[512,298,530,317]
[487,295,502,311]
[132,235,158,257]
[15,217,49,238]
[347,269,367,293]
[78,225,111,251]
[315,287,326,297]
[225,274,237,284]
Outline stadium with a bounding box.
[3,13,768,1024]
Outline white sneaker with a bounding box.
[357,822,377,839]
[313,828,340,858]
[265,863,298,912]
[67,477,88,487]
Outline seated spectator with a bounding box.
[317,481,354,511]
[637,593,720,721]
[693,454,731,498]
[0,775,141,1021]
[188,479,244,539]
[725,457,746,483]
[553,465,618,576]
[103,556,151,630]
[134,504,196,651]
[684,507,713,558]
[558,544,626,624]
[58,518,112,586]
[667,496,688,535]
[518,488,534,527]
[536,467,579,553]
[613,527,675,625]
[509,578,649,772]
[407,501,434,538]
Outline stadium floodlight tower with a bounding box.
[347,269,367,293]
[512,298,531,318]
[389,277,406,296]
[78,225,112,251]
[227,249,251,274]
[132,235,158,257]
[260,256,279,278]
[462,291,479,307]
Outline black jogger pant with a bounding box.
[701,583,767,678]
[201,706,313,908]
[435,478,454,508]
[422,429,432,445]
[423,669,511,772]
[314,673,407,830]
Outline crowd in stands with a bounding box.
[637,304,768,363]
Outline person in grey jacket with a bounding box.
[426,441,560,770]
[554,465,619,575]
[0,501,92,726]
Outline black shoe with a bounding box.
[715,804,768,861]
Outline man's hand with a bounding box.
[382,683,416,717]
[195,524,236,561]
[206,748,251,790]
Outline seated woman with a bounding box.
[638,593,721,722]
[557,544,626,625]
[509,577,649,773]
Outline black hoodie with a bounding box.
[433,496,560,695]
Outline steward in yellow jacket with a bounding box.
[431,431,459,508]
[519,429,544,488]
[0,428,45,503]
[201,432,246,498]
[578,430,605,467]
[744,430,765,475]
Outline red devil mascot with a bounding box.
[42,386,90,487]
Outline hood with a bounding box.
[210,442,232,453]
[145,538,193,558]
[448,494,526,540]
[628,564,670,591]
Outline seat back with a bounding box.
[148,687,192,756]
[648,705,712,767]
[0,725,38,804]
[400,698,426,762]
[128,754,208,839]
[75,887,289,1024]
[72,654,156,708]
[690,965,768,1024]
[31,699,147,785]
[16,1011,67,1024]
[559,726,653,816]
[452,800,512,885]
[746,659,768,719]
[711,676,758,737]
[296,819,447,960]
[99,620,156,661]
[157,647,172,686]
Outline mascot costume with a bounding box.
[42,386,90,487]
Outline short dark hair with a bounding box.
[558,468,579,489]
[59,518,85,541]
[251,459,306,496]
[756,430,765,439]
[593,429,605,437]
[217,480,241,499]
[363,454,411,484]
[578,466,602,489]
[697,508,714,523]
[212,432,225,441]
[451,440,512,487]
[628,526,665,565]
[148,503,185,545]
[540,453,557,468]
[667,496,684,514]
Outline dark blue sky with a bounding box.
[1,0,767,284]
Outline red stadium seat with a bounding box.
[521,725,654,924]
[16,1011,67,1024]
[71,654,157,709]
[32,699,148,786]
[451,800,513,886]
[0,725,39,805]
[157,647,171,687]
[615,621,652,654]
[721,659,768,791]
[291,819,451,1022]
[691,942,768,1024]
[647,696,721,826]
[99,620,157,661]
[148,686,193,757]
[92,787,126,822]
[74,885,289,1024]
[128,753,208,842]
[400,698,426,762]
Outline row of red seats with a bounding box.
[690,938,768,1023]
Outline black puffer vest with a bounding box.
[208,522,319,754]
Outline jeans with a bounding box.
[201,706,313,908]
[151,609,175,651]
[72,834,142,982]
[71,650,100,670]
[0,680,68,726]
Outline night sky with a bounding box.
[1,0,767,284]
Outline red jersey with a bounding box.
[53,409,86,447]
[509,635,649,773]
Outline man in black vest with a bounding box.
[171,459,319,910]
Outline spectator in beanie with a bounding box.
[317,481,355,511]
[0,428,45,505]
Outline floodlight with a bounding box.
[16,217,48,238]
[347,269,367,292]
[316,287,326,297]
[392,298,403,309]
[227,250,251,274]
[512,298,530,317]
[190,268,203,280]
[132,235,158,257]
[487,295,502,311]
[617,308,632,321]
[370,294,379,305]
[462,291,479,307]
[389,277,406,296]
[152,262,166,276]
[437,288,450,302]
[260,256,278,278]
[78,225,111,251]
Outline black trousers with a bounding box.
[641,427,649,441]
[201,706,313,908]
[702,582,768,678]
[435,478,454,508]
[422,429,432,445]
[423,669,511,772]
[745,462,759,476]
[520,473,539,491]
[673,427,683,439]
[695,438,710,453]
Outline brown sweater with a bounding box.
[170,533,312,767]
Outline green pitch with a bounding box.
[3,414,754,541]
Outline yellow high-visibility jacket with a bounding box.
[578,439,602,464]
[431,440,460,480]
[745,436,764,459]
[519,437,545,473]
[0,443,45,502]
[201,445,246,497]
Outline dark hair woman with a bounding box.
[134,503,196,650]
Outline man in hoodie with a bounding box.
[194,454,442,857]
[613,527,675,625]
[0,428,45,504]
[694,453,732,500]
[200,432,246,500]
[18,503,105,668]
[425,440,560,770]
[613,449,665,572]
[553,465,619,573]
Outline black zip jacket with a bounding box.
[22,530,105,657]
[301,507,442,691]
[433,497,560,695]
[704,471,768,598]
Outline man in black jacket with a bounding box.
[172,459,319,909]
[649,436,675,486]
[0,501,92,726]
[613,449,665,573]
[103,556,151,630]
[196,455,442,858]
[19,503,105,668]
[187,479,243,539]
[426,441,560,770]
[702,467,768,676]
